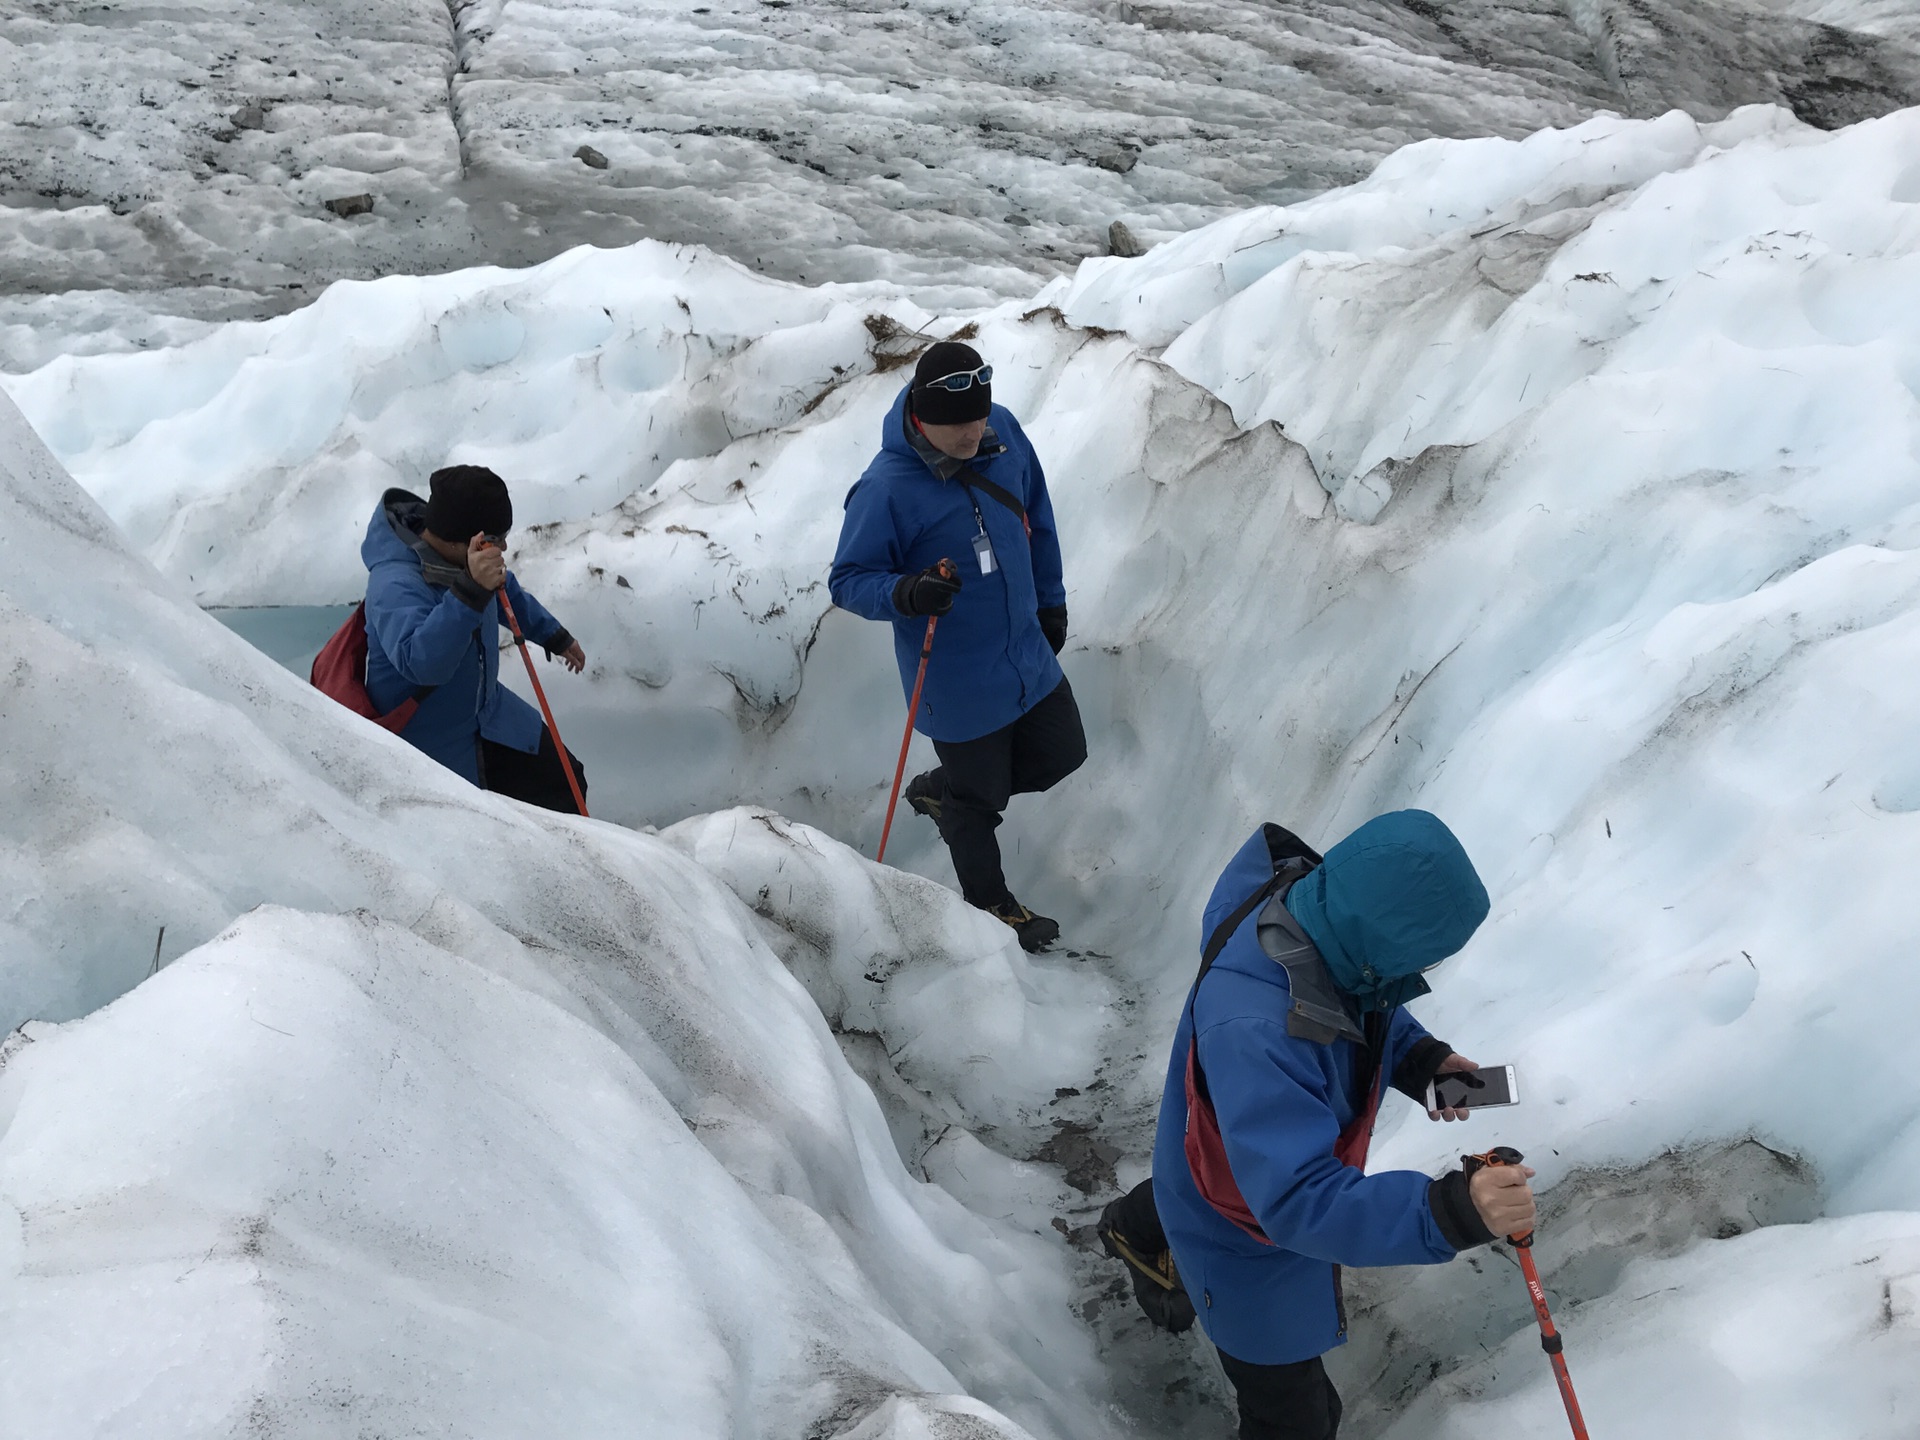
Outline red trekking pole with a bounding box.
[876,559,955,864]
[481,542,589,818]
[1465,1147,1591,1439]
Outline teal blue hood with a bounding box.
[1284,810,1489,1012]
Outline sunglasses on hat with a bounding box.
[917,364,993,393]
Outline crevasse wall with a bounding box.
[5,104,1920,1435]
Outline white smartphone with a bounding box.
[1426,1064,1519,1111]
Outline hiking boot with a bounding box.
[987,899,1060,953]
[904,770,943,822]
[1096,1189,1196,1334]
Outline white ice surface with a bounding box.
[1381,1212,1920,1439]
[665,809,1119,1138]
[0,396,1115,1437]
[3,0,1917,367]
[1741,0,1920,43]
[9,102,1920,1432]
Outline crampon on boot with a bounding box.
[988,899,1059,952]
[1096,1179,1196,1333]
[905,770,943,822]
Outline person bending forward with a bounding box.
[362,464,589,811]
[830,342,1086,951]
[1153,811,1538,1438]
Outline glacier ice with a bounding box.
[0,396,1113,1438]
[3,0,1918,367]
[5,101,1920,1434]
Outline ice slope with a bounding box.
[5,0,1920,368]
[1746,0,1920,44]
[11,102,1920,1431]
[0,396,1119,1437]
[1383,1211,1920,1438]
[664,808,1118,1140]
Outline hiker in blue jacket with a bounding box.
[1149,811,1536,1439]
[362,465,589,811]
[830,342,1086,951]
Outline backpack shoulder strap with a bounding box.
[1186,822,1326,1102]
[955,464,1028,532]
[1197,873,1285,982]
[1193,823,1324,988]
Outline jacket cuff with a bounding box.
[443,570,495,613]
[451,577,495,612]
[1428,1170,1496,1252]
[1392,1036,1455,1102]
[418,554,493,612]
[542,627,575,659]
[889,573,916,617]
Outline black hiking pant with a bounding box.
[1217,1349,1343,1440]
[925,677,1086,909]
[480,730,587,814]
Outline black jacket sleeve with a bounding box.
[1037,605,1068,654]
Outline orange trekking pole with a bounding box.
[1465,1147,1590,1439]
[481,541,588,818]
[876,559,955,864]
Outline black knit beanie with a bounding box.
[425,465,513,540]
[910,342,992,425]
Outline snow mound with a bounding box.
[2,241,919,605]
[0,395,1110,1437]
[10,103,1920,1431]
[667,808,1118,1136]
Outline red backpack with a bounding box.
[310,602,432,733]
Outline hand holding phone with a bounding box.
[1426,1062,1518,1120]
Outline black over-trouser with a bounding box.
[479,729,588,814]
[925,677,1086,908]
[1216,1349,1344,1440]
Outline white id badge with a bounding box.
[973,529,998,575]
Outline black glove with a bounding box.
[1037,605,1068,654]
[1390,1035,1455,1102]
[893,564,962,617]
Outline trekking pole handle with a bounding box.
[1465,1149,1591,1438]
[475,539,590,819]
[915,560,957,658]
[1462,1146,1534,1245]
[475,540,525,639]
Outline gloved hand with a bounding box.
[542,627,587,673]
[1469,1162,1537,1238]
[893,563,962,617]
[1037,605,1068,654]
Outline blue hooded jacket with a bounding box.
[1151,811,1492,1364]
[361,489,567,784]
[829,387,1066,743]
